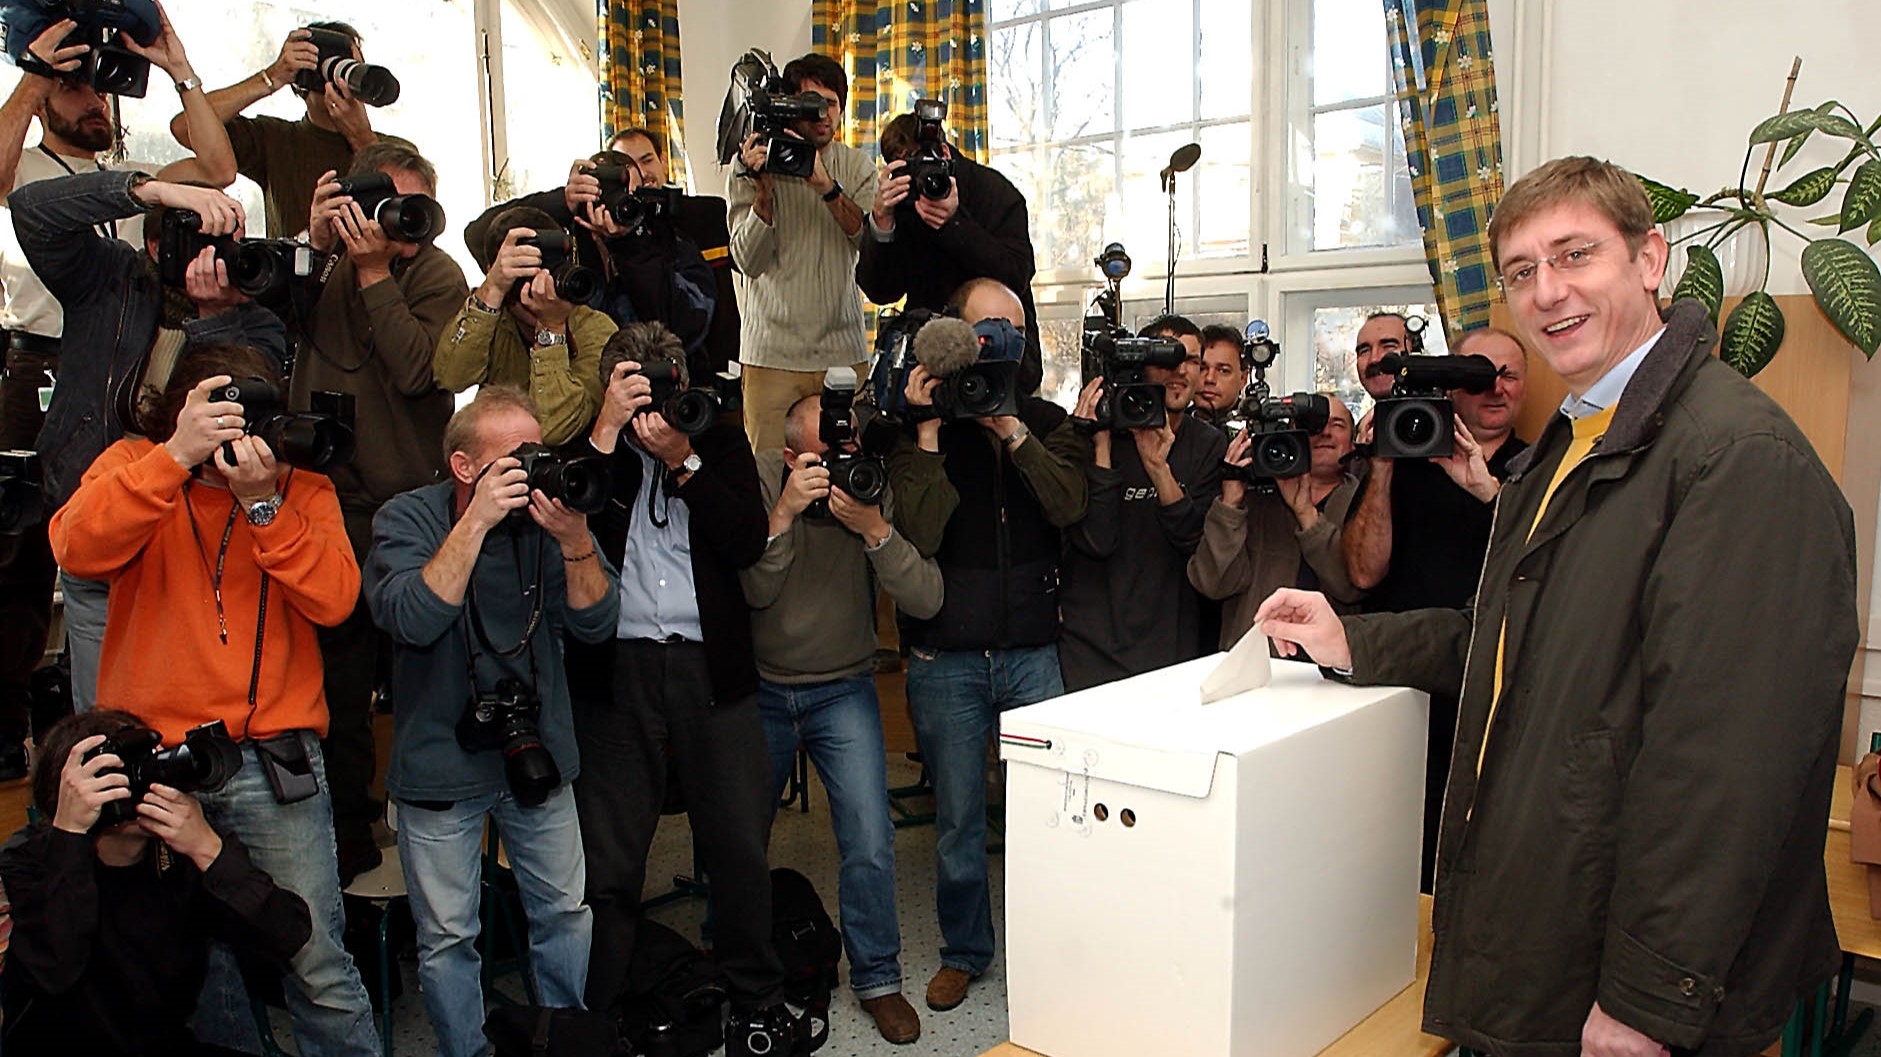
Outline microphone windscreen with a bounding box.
[913,316,982,378]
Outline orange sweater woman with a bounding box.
[48,439,360,744]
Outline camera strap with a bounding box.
[464,525,546,671]
[185,473,292,739]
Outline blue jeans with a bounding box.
[191,734,380,1057]
[398,785,592,1057]
[59,570,106,712]
[759,674,902,1000]
[904,645,1063,976]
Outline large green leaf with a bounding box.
[1751,109,1863,143]
[1842,160,1881,231]
[1801,237,1881,356]
[1720,292,1787,378]
[1637,176,1698,223]
[1777,103,1844,169]
[1769,166,1838,207]
[1672,245,1724,323]
[1869,214,1881,247]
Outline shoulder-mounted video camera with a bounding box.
[0,0,160,97]
[716,48,826,180]
[1075,243,1185,432]
[1369,318,1497,459]
[208,376,357,473]
[1216,321,1331,480]
[865,310,1022,425]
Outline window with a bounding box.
[1300,295,1447,418]
[495,0,600,205]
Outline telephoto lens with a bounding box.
[333,172,446,243]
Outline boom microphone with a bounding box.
[912,316,982,379]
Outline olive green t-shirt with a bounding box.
[226,114,358,238]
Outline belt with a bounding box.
[639,633,700,646]
[5,331,61,357]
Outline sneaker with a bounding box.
[862,992,921,1043]
[725,1003,796,1057]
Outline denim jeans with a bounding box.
[904,645,1062,976]
[190,733,381,1057]
[758,674,902,999]
[398,785,592,1057]
[59,570,106,712]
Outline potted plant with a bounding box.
[1636,59,1881,377]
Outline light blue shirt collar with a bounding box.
[1559,325,1665,420]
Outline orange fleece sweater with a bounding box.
[49,439,361,743]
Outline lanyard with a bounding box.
[182,481,240,644]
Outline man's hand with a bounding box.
[1132,420,1175,470]
[137,784,223,870]
[904,364,940,409]
[122,0,192,81]
[183,247,245,318]
[519,271,574,330]
[872,158,910,232]
[265,28,320,90]
[465,456,529,534]
[336,200,398,284]
[632,410,694,472]
[321,80,374,147]
[1253,588,1351,669]
[213,434,281,505]
[526,491,589,552]
[51,736,131,835]
[807,147,836,196]
[140,182,244,235]
[25,19,87,77]
[164,374,247,469]
[1220,431,1252,508]
[1432,416,1498,503]
[595,360,652,442]
[307,170,350,253]
[978,415,1022,442]
[913,174,959,230]
[830,488,890,544]
[1582,1004,1671,1057]
[564,159,602,214]
[775,451,831,524]
[738,132,770,175]
[1074,376,1111,466]
[1276,472,1315,518]
[476,227,542,308]
[575,200,630,241]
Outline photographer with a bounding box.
[1188,394,1362,649]
[1190,324,1250,430]
[10,168,285,713]
[887,277,1086,1012]
[857,108,1041,393]
[364,386,615,1057]
[562,322,794,1048]
[461,139,715,370]
[743,387,941,1044]
[0,709,313,1057]
[44,343,378,1055]
[294,139,469,883]
[434,206,615,445]
[1058,342,1226,691]
[170,22,391,237]
[729,52,877,452]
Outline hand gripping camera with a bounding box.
[1369,332,1499,459]
[457,677,560,807]
[0,0,162,97]
[1075,242,1185,432]
[633,362,724,438]
[515,230,598,304]
[207,377,357,473]
[332,172,446,244]
[292,26,399,107]
[901,98,955,201]
[504,442,609,515]
[717,48,828,180]
[804,366,887,519]
[82,720,242,831]
[589,165,679,235]
[158,209,315,305]
[1220,321,1330,480]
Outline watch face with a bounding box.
[683,454,703,472]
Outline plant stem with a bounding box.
[1704,217,1751,251]
[1769,214,1816,244]
[1669,214,1737,247]
[1753,57,1804,201]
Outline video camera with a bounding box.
[515,230,598,304]
[0,0,161,97]
[457,676,560,807]
[158,209,314,304]
[804,366,887,519]
[1369,322,1498,459]
[332,171,445,243]
[1218,321,1329,480]
[717,48,826,180]
[1079,328,1186,432]
[0,449,43,539]
[901,98,955,202]
[82,719,241,831]
[502,442,609,516]
[293,26,399,107]
[207,377,357,473]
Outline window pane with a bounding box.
[1042,140,1116,273]
[989,22,1044,149]
[1313,103,1420,250]
[1195,122,1251,258]
[1120,0,1192,131]
[1311,301,1448,418]
[1045,10,1115,143]
[1312,0,1389,107]
[989,0,1044,21]
[500,0,600,205]
[1038,316,1084,411]
[1199,0,1253,120]
[1118,129,1189,268]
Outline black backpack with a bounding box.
[770,867,842,1054]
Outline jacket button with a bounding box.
[1678,977,1697,997]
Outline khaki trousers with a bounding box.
[740,360,869,453]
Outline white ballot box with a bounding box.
[1000,657,1428,1057]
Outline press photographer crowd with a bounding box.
[0,1,1859,1056]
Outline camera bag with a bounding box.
[770,867,841,1054]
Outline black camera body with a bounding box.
[0,0,161,97]
[505,442,608,516]
[933,318,1024,421]
[721,49,824,180]
[157,210,314,304]
[590,167,679,234]
[1080,329,1186,432]
[456,676,560,807]
[1228,392,1330,481]
[1371,353,1498,459]
[0,448,43,538]
[634,361,722,438]
[293,26,399,107]
[901,97,955,202]
[208,377,357,472]
[516,230,598,304]
[82,719,242,831]
[805,367,886,519]
[333,172,445,244]
[865,308,935,420]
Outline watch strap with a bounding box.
[822,180,844,202]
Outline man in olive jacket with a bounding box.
[1258,156,1858,1057]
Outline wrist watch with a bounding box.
[535,328,568,348]
[244,494,281,526]
[678,453,703,475]
[822,180,844,202]
[1005,421,1031,447]
[174,75,203,95]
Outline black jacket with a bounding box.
[563,420,767,706]
[856,153,1042,394]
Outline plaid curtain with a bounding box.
[1385,0,1504,335]
[599,0,689,187]
[810,0,989,164]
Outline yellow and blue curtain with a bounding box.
[1385,0,1504,334]
[810,0,989,164]
[600,0,688,186]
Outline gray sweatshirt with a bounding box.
[744,449,943,683]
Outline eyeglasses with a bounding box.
[1497,236,1616,293]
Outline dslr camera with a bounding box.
[0,0,161,97]
[1218,322,1328,480]
[293,26,399,107]
[457,677,560,807]
[1370,348,1498,459]
[158,209,314,304]
[590,164,679,234]
[718,48,827,180]
[900,98,955,201]
[82,719,242,831]
[208,377,357,472]
[804,366,887,519]
[515,230,598,304]
[505,442,609,515]
[333,171,446,243]
[0,449,43,539]
[632,361,726,437]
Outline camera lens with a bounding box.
[554,263,598,304]
[374,194,445,243]
[502,736,561,808]
[839,458,888,504]
[260,415,355,472]
[666,390,720,437]
[1116,386,1158,429]
[552,460,610,515]
[1391,406,1438,449]
[146,734,241,795]
[1256,432,1308,478]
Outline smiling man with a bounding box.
[1257,155,1858,1057]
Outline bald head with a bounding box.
[948,278,1024,328]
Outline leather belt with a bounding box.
[5,331,61,357]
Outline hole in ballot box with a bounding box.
[1120,809,1136,828]
[1093,803,1109,822]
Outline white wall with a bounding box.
[676,0,814,193]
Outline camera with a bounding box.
[633,361,722,437]
[456,677,560,807]
[1080,329,1186,432]
[805,367,887,519]
[1228,392,1330,480]
[1370,352,1498,459]
[207,377,357,472]
[157,210,315,303]
[934,318,1023,421]
[515,230,598,304]
[505,442,609,515]
[82,719,241,831]
[590,168,678,234]
[900,98,955,201]
[0,0,161,97]
[717,49,826,181]
[293,26,398,107]
[333,172,446,243]
[0,449,43,538]
[864,308,936,420]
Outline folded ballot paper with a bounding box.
[1199,626,1274,704]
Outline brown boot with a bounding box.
[861,993,922,1044]
[925,967,973,1012]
